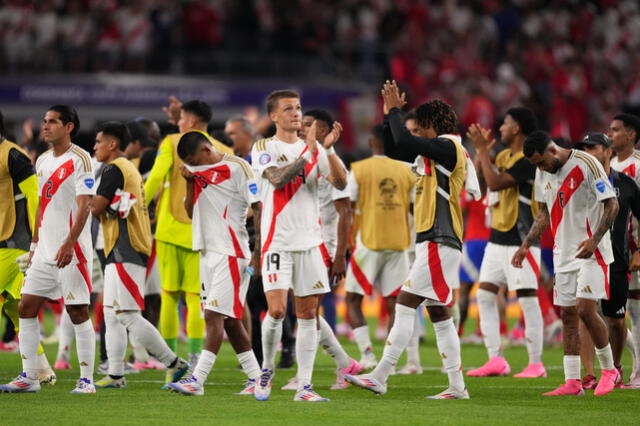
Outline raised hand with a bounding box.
[323,121,343,149]
[305,120,319,153]
[467,123,496,153]
[162,96,182,125]
[381,80,407,114]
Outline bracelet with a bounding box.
[326,146,336,155]
[30,242,37,252]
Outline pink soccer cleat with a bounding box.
[513,363,547,378]
[331,359,362,390]
[54,359,71,370]
[543,380,584,396]
[594,369,619,396]
[466,356,510,377]
[582,374,598,390]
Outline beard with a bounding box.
[547,157,561,174]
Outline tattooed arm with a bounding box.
[576,197,618,259]
[262,158,307,190]
[511,202,550,268]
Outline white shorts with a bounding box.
[200,251,249,319]
[403,242,460,306]
[104,262,146,311]
[22,254,93,305]
[261,246,329,297]
[629,270,639,291]
[145,249,161,296]
[554,260,610,307]
[478,243,540,291]
[344,245,408,297]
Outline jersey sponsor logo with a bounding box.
[208,299,219,307]
[66,292,75,300]
[545,182,552,190]
[248,182,258,194]
[278,154,288,162]
[259,153,272,165]
[580,285,593,294]
[595,180,605,193]
[84,177,94,188]
[312,281,324,289]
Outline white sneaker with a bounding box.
[426,387,470,400]
[233,378,256,395]
[359,352,378,370]
[168,375,204,396]
[254,369,273,401]
[294,384,329,402]
[38,368,57,385]
[70,378,96,394]
[162,357,191,389]
[0,373,41,393]
[396,363,423,375]
[343,373,387,395]
[281,377,298,390]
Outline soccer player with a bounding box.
[145,99,233,371]
[346,81,472,399]
[0,111,56,386]
[345,123,415,370]
[466,108,546,378]
[251,89,347,402]
[280,109,362,391]
[0,105,97,394]
[608,113,640,386]
[576,133,640,387]
[166,131,262,397]
[512,130,619,396]
[90,121,189,389]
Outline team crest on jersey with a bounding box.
[248,183,258,194]
[595,180,605,193]
[259,153,272,165]
[568,178,576,189]
[84,177,95,188]
[58,168,66,179]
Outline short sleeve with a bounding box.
[7,148,35,184]
[251,142,279,177]
[74,154,96,196]
[236,168,260,205]
[96,164,124,200]
[348,172,359,201]
[588,161,616,202]
[506,157,536,184]
[534,169,546,204]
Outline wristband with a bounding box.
[326,146,336,155]
[30,242,37,252]
[302,150,313,162]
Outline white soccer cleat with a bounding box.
[343,373,387,395]
[0,373,41,393]
[294,384,329,402]
[396,363,423,375]
[233,378,256,395]
[70,377,96,394]
[95,375,127,389]
[426,387,470,400]
[167,376,204,396]
[281,377,298,390]
[254,369,274,401]
[359,352,378,371]
[38,368,57,386]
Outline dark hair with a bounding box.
[506,107,538,136]
[266,89,300,114]
[177,131,211,160]
[0,110,4,138]
[613,113,640,143]
[304,109,334,130]
[181,100,212,124]
[134,117,161,146]
[524,130,552,157]
[405,110,417,121]
[96,121,131,152]
[371,123,384,143]
[126,121,152,147]
[48,105,80,138]
[415,100,457,135]
[210,130,233,148]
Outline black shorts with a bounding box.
[601,269,629,319]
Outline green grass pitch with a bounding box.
[0,322,638,425]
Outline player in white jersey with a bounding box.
[608,113,640,386]
[251,90,347,402]
[279,109,362,392]
[0,105,97,394]
[164,131,263,397]
[512,130,619,396]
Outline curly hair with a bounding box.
[415,99,458,135]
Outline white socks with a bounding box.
[477,289,501,358]
[434,317,465,391]
[130,334,150,363]
[405,313,422,366]
[73,319,95,382]
[564,355,581,381]
[318,316,351,369]
[105,307,127,376]
[118,311,176,366]
[372,304,414,382]
[519,296,543,364]
[237,350,261,380]
[595,343,615,371]
[261,314,283,371]
[296,318,318,389]
[628,299,640,374]
[19,317,40,379]
[193,350,216,384]
[353,325,373,358]
[56,309,74,361]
